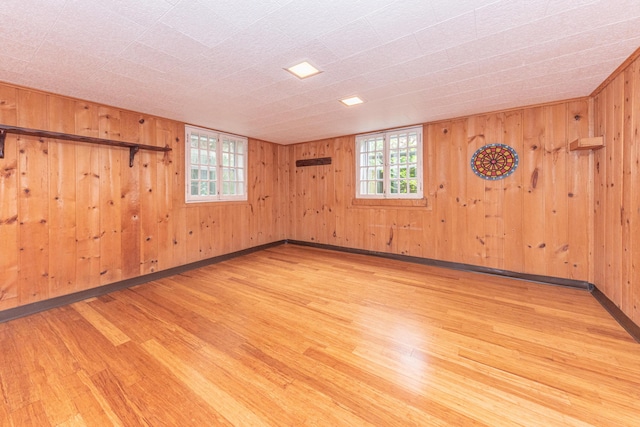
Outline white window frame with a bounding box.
[355,126,423,199]
[185,125,248,203]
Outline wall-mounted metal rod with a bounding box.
[0,124,171,167]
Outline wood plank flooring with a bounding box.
[1,244,639,426]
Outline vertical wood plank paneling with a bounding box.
[592,90,607,292]
[621,65,634,316]
[605,76,624,306]
[566,100,592,281]
[422,124,438,260]
[621,62,639,318]
[544,104,569,278]
[198,206,214,259]
[522,107,546,275]
[0,86,18,310]
[170,123,187,267]
[75,101,101,291]
[185,206,200,263]
[276,144,290,242]
[482,113,506,269]
[118,112,142,280]
[0,81,284,312]
[48,96,77,297]
[139,116,159,274]
[628,62,640,324]
[465,115,487,266]
[155,118,176,271]
[98,107,122,284]
[434,122,451,261]
[17,89,49,305]
[448,120,469,263]
[502,111,524,273]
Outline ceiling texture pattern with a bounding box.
[1,0,639,144]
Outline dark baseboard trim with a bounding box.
[286,240,593,291]
[591,286,640,343]
[5,238,638,344]
[0,240,286,324]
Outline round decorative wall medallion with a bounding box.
[470,143,519,180]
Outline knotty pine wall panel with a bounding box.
[285,99,593,283]
[593,55,640,324]
[0,81,284,311]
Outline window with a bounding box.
[356,126,423,199]
[186,125,247,202]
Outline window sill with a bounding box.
[351,197,429,208]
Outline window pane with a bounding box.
[237,144,244,154]
[368,167,376,180]
[222,153,229,166]
[208,137,216,150]
[209,151,216,166]
[409,180,418,193]
[200,169,207,179]
[191,168,198,179]
[377,181,383,194]
[209,182,216,195]
[238,169,244,180]
[367,181,376,194]
[237,154,244,167]
[376,138,384,151]
[191,148,199,164]
[223,140,229,152]
[237,183,244,195]
[390,136,398,149]
[390,181,398,193]
[190,182,198,196]
[199,135,208,149]
[190,135,199,148]
[367,139,375,151]
[399,135,407,148]
[199,181,208,195]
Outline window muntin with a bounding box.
[356,126,423,199]
[186,126,247,202]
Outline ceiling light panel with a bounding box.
[340,96,364,106]
[286,61,322,79]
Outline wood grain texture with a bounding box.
[0,81,284,311]
[593,51,640,324]
[286,100,593,283]
[0,244,638,426]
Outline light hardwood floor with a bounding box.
[1,244,639,426]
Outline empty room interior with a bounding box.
[2,1,640,426]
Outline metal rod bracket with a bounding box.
[129,146,140,167]
[0,130,5,158]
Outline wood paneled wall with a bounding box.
[284,100,594,282]
[593,55,640,324]
[0,82,286,311]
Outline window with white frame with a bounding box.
[186,125,247,202]
[356,126,423,199]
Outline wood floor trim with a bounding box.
[286,240,594,291]
[0,240,286,324]
[591,286,640,343]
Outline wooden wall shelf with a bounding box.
[569,136,604,151]
[0,124,171,167]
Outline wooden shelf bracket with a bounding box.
[0,124,171,167]
[569,136,604,151]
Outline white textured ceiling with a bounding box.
[0,0,639,144]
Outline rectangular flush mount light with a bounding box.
[340,96,364,106]
[286,61,321,79]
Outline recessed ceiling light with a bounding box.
[286,61,321,79]
[340,96,364,106]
